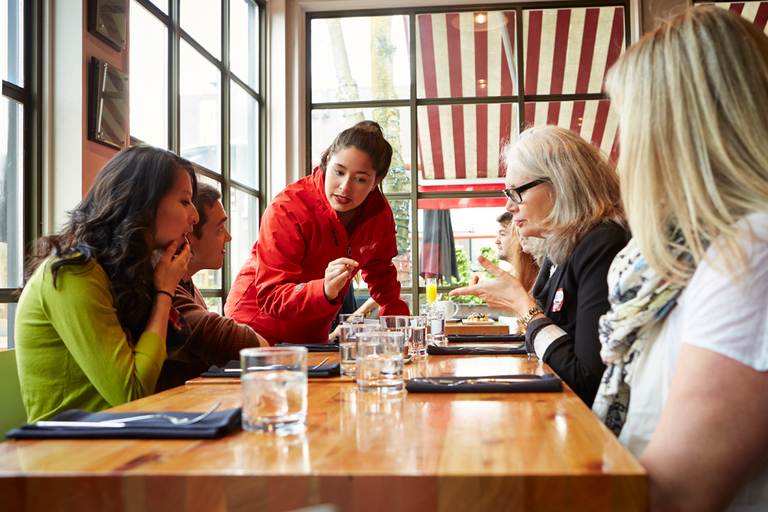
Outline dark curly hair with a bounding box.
[318,120,393,182]
[24,145,198,341]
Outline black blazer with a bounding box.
[532,221,630,407]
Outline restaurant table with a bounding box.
[0,349,647,512]
[445,320,511,335]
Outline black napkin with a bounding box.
[5,407,242,440]
[427,345,527,355]
[405,373,562,393]
[202,360,341,378]
[447,334,525,343]
[275,343,339,352]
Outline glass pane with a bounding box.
[192,267,222,290]
[230,0,259,90]
[523,6,625,95]
[310,16,410,103]
[180,0,221,59]
[310,107,411,191]
[525,99,618,161]
[149,0,168,15]
[417,103,517,182]
[3,0,24,85]
[229,188,259,281]
[0,96,24,289]
[179,41,222,173]
[204,296,223,315]
[700,2,768,33]
[0,304,17,350]
[417,206,510,313]
[191,178,222,290]
[416,11,516,99]
[129,1,168,148]
[230,81,259,188]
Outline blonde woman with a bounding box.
[451,126,629,406]
[593,7,768,511]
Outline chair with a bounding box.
[0,349,27,439]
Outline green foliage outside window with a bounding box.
[446,246,499,305]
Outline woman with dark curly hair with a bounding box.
[15,145,199,423]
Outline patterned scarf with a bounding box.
[592,233,695,436]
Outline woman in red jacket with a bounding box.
[225,121,410,345]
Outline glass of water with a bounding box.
[408,316,428,357]
[421,304,446,346]
[240,346,308,435]
[338,313,368,378]
[355,331,405,394]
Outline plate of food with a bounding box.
[461,313,496,325]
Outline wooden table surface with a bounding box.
[0,350,647,512]
[445,320,512,335]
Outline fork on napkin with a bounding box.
[405,373,562,393]
[5,407,242,440]
[427,345,527,355]
[202,360,341,378]
[274,342,339,352]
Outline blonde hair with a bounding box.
[502,125,625,265]
[606,6,768,285]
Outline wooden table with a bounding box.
[445,320,511,335]
[0,350,647,512]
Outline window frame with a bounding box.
[0,0,43,349]
[305,1,630,309]
[130,0,267,307]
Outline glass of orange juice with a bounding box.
[426,278,437,304]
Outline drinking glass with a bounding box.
[338,313,368,378]
[379,315,410,358]
[355,331,405,394]
[421,304,446,346]
[240,347,308,435]
[425,277,437,304]
[408,316,428,357]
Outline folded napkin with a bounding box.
[275,343,339,352]
[201,360,341,378]
[447,334,525,343]
[5,408,242,440]
[405,373,562,393]
[427,345,527,355]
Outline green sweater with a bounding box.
[15,258,167,423]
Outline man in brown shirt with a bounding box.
[156,183,267,390]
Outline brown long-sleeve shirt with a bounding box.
[155,280,266,391]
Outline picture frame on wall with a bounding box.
[88,57,129,150]
[88,0,127,51]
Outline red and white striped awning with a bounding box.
[415,7,626,182]
[706,2,768,31]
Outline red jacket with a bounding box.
[225,169,410,345]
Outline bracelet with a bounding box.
[155,290,174,300]
[517,305,543,332]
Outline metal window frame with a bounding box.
[132,0,266,307]
[0,0,43,348]
[306,1,630,308]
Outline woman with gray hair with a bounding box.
[451,125,628,406]
[593,7,768,511]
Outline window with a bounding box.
[307,2,628,313]
[130,0,265,311]
[1,0,42,349]
[694,1,768,32]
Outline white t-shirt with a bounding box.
[620,213,768,512]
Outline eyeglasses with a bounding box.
[502,179,549,204]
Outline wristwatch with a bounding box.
[517,305,543,332]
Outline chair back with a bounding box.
[0,349,27,439]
